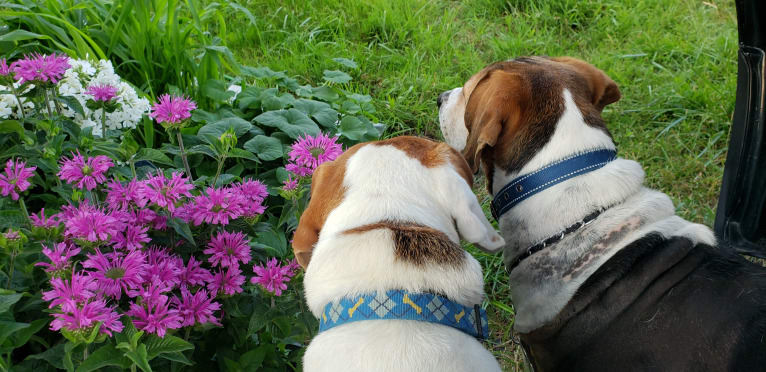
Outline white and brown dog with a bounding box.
[438,57,766,371]
[292,136,505,372]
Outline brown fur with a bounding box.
[374,136,474,187]
[459,57,620,191]
[344,221,464,266]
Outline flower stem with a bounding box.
[176,131,193,182]
[83,345,89,361]
[6,252,16,289]
[9,85,26,120]
[212,155,226,187]
[43,88,55,120]
[18,198,30,223]
[100,105,107,138]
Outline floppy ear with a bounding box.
[438,150,505,253]
[292,161,347,268]
[552,57,621,111]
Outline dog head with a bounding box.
[292,136,505,269]
[437,57,620,188]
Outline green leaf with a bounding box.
[338,116,368,141]
[144,334,193,359]
[167,218,195,245]
[56,95,85,117]
[135,148,174,167]
[227,148,259,162]
[312,86,340,102]
[28,343,66,370]
[236,86,265,110]
[261,93,295,111]
[0,29,50,42]
[0,321,29,344]
[293,99,338,127]
[254,227,288,258]
[254,109,320,139]
[240,66,288,80]
[0,120,24,138]
[323,70,352,84]
[124,344,152,372]
[346,93,372,103]
[243,135,284,161]
[202,79,236,102]
[10,318,47,349]
[198,117,252,144]
[332,57,359,69]
[0,292,23,314]
[76,343,131,372]
[159,352,194,366]
[239,347,267,370]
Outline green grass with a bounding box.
[223,0,737,369]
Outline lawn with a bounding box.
[225,0,738,369]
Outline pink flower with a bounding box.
[42,272,98,313]
[285,163,312,177]
[172,287,221,327]
[204,231,251,268]
[287,133,343,175]
[11,53,70,84]
[187,187,244,226]
[35,242,80,275]
[0,58,12,76]
[236,179,268,217]
[106,179,148,210]
[126,294,182,338]
[141,171,193,212]
[85,84,118,102]
[83,250,146,299]
[58,151,113,191]
[112,224,151,251]
[208,266,245,296]
[30,208,60,229]
[63,204,123,243]
[0,158,36,200]
[149,94,197,125]
[251,258,298,296]
[140,247,182,290]
[282,177,298,191]
[50,299,123,336]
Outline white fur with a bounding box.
[438,86,717,333]
[438,87,468,152]
[303,144,502,372]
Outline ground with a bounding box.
[225,0,737,369]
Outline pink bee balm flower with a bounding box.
[42,272,98,313]
[149,94,197,125]
[178,256,213,289]
[282,177,298,191]
[204,231,251,268]
[57,151,113,190]
[140,247,182,290]
[285,163,312,177]
[141,171,193,212]
[126,294,182,338]
[83,250,146,299]
[236,179,268,217]
[50,299,124,336]
[287,133,343,173]
[208,266,245,296]
[251,258,298,296]
[172,287,221,327]
[63,204,123,243]
[0,158,36,200]
[0,58,12,76]
[30,208,61,229]
[112,224,151,251]
[187,187,244,226]
[35,242,80,275]
[106,179,148,210]
[85,84,118,102]
[11,53,70,84]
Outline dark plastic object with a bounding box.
[714,0,766,258]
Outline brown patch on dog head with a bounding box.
[292,144,363,268]
[460,57,620,190]
[374,136,473,187]
[344,221,464,266]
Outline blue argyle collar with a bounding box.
[318,290,489,339]
[491,148,617,220]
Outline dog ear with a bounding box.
[552,57,621,111]
[438,150,505,253]
[292,159,348,268]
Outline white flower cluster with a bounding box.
[0,59,150,136]
[57,59,150,136]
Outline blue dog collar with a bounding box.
[491,148,617,220]
[318,290,489,339]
